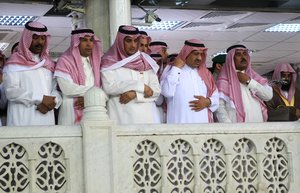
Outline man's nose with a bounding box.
[37,38,44,44]
[197,55,202,61]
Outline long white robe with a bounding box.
[3,60,62,126]
[56,57,94,125]
[161,65,219,124]
[216,79,273,122]
[101,67,161,124]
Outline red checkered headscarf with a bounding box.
[101,25,156,72]
[55,29,103,124]
[4,21,55,72]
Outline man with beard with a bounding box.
[215,45,273,123]
[3,21,62,126]
[161,39,219,123]
[266,63,300,121]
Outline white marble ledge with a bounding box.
[114,121,300,136]
[0,125,82,138]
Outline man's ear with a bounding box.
[216,63,222,70]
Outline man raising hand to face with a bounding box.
[161,39,219,123]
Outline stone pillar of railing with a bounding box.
[81,87,114,193]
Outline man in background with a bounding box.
[266,63,300,121]
[210,54,226,81]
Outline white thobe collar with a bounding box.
[81,56,90,64]
[32,54,41,62]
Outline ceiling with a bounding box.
[1,0,300,74]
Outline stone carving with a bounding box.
[0,143,30,193]
[133,140,162,193]
[167,139,194,193]
[232,138,258,193]
[200,138,226,193]
[263,137,289,193]
[36,142,66,192]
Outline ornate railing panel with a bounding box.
[0,143,29,193]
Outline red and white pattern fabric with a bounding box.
[4,21,55,72]
[101,25,156,72]
[54,29,103,124]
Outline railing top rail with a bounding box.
[0,125,81,139]
[113,121,300,136]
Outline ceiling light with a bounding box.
[264,23,300,32]
[135,21,185,31]
[0,15,37,26]
[0,43,9,51]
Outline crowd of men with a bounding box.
[0,21,299,126]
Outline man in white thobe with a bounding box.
[161,39,219,124]
[215,45,273,122]
[101,25,161,124]
[3,21,61,126]
[54,29,102,125]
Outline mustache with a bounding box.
[34,44,43,48]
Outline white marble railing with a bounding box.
[0,125,83,193]
[111,122,300,193]
[0,87,299,193]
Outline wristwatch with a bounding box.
[246,79,251,85]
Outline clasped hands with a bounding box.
[189,95,211,112]
[119,84,153,104]
[36,95,56,114]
